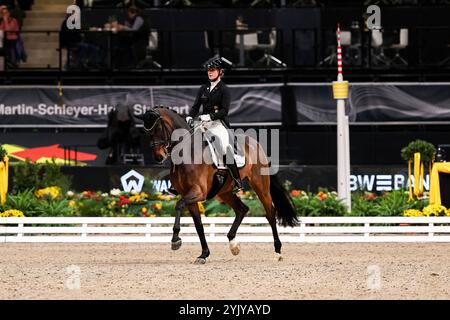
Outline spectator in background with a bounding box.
[60,14,101,69]
[10,0,25,29]
[114,6,149,68]
[0,6,19,67]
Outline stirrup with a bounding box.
[232,180,243,194]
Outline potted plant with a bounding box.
[401,140,436,200]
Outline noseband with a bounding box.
[143,109,172,155]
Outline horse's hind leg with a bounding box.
[217,192,249,256]
[248,173,283,261]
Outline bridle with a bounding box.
[143,109,172,156]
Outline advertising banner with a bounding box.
[0,84,282,126]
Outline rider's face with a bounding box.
[207,68,220,81]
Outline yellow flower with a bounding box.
[403,209,423,217]
[68,200,76,207]
[0,209,25,217]
[423,204,447,217]
[129,195,142,203]
[35,186,61,199]
[198,202,205,216]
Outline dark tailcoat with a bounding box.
[189,80,231,128]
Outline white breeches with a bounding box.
[201,120,230,156]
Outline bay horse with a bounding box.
[141,107,298,264]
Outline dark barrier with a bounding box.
[8,164,427,194]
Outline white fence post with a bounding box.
[81,223,88,237]
[364,223,370,238]
[17,223,23,237]
[210,223,215,238]
[145,223,151,238]
[428,223,434,238]
[300,223,306,240]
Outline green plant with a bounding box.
[401,140,436,163]
[348,192,383,216]
[376,190,411,216]
[12,159,40,193]
[76,198,109,217]
[291,190,347,216]
[0,144,7,160]
[41,158,72,193]
[34,199,75,217]
[3,189,40,216]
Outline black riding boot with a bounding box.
[227,159,243,193]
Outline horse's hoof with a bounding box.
[194,257,207,265]
[229,240,240,256]
[171,239,182,251]
[275,253,283,262]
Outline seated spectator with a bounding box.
[0,6,19,67]
[60,14,102,69]
[113,6,149,68]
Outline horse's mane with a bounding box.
[154,106,189,130]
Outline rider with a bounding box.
[185,56,243,193]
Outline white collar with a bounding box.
[209,78,221,91]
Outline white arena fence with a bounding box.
[2,217,450,243]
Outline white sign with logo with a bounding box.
[120,170,145,193]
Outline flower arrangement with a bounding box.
[403,204,450,217]
[423,204,447,217]
[0,209,25,217]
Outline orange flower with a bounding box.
[317,191,327,201]
[362,192,377,201]
[152,202,163,211]
[290,190,301,197]
[141,207,148,214]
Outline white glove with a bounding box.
[185,116,193,126]
[199,114,211,122]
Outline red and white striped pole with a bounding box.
[336,23,344,82]
[332,23,351,211]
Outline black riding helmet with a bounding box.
[202,56,233,76]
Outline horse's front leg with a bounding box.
[174,191,209,264]
[171,199,184,250]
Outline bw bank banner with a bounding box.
[0,84,282,126]
[292,83,450,122]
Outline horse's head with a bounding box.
[142,108,172,164]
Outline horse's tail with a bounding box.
[270,175,299,227]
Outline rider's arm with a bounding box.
[210,85,230,121]
[189,86,204,117]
